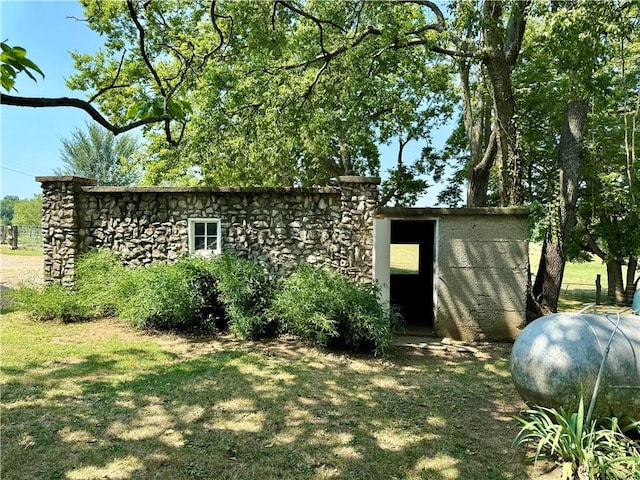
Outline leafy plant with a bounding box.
[1,42,44,92]
[75,249,127,316]
[9,284,92,323]
[207,253,276,339]
[513,398,640,479]
[115,257,216,331]
[271,265,401,356]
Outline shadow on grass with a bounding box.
[2,333,537,480]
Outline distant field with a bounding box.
[0,246,43,257]
[389,244,419,274]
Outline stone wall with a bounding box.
[40,176,98,285]
[37,176,380,286]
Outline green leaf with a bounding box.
[0,41,44,92]
[125,101,142,119]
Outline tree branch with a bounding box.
[88,49,130,103]
[126,0,167,98]
[275,1,346,33]
[1,94,169,136]
[281,25,381,71]
[504,0,531,67]
[399,0,446,33]
[207,0,232,61]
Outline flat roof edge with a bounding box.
[376,206,529,217]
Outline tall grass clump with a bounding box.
[207,253,276,339]
[9,283,92,323]
[116,257,218,331]
[513,398,640,479]
[8,249,124,322]
[271,265,401,356]
[75,248,127,316]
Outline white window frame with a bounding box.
[188,218,222,256]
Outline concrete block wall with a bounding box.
[436,211,529,341]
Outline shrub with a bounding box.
[270,265,400,356]
[10,284,92,323]
[513,398,640,479]
[116,257,217,331]
[75,249,127,316]
[207,253,276,339]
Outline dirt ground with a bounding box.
[0,252,44,307]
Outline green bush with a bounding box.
[116,257,218,331]
[513,398,640,479]
[207,253,276,339]
[10,284,92,323]
[270,265,400,356]
[75,249,127,316]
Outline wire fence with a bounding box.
[0,225,42,250]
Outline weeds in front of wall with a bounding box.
[9,249,400,356]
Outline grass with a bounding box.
[390,244,420,275]
[0,312,552,480]
[0,246,43,256]
[528,243,629,312]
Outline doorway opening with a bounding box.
[390,220,436,335]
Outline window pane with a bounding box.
[194,236,205,250]
[207,236,217,250]
[195,223,205,235]
[207,222,216,236]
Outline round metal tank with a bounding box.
[510,313,640,420]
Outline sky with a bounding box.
[1,0,104,199]
[1,0,453,204]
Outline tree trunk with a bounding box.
[460,62,496,207]
[531,99,588,314]
[532,235,565,314]
[481,1,528,206]
[467,135,496,207]
[624,255,638,305]
[607,259,625,303]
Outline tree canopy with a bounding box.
[56,123,142,186]
[2,0,639,309]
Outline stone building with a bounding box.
[37,175,528,341]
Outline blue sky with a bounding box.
[1,0,453,204]
[1,0,104,199]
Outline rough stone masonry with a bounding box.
[37,175,379,286]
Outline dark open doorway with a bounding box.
[390,220,436,335]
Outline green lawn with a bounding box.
[1,313,554,480]
[529,243,627,311]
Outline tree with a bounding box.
[55,123,142,186]
[12,195,42,226]
[1,195,19,225]
[3,1,525,206]
[61,0,457,204]
[573,11,640,305]
[518,1,639,312]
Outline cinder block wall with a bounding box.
[436,210,529,341]
[37,176,380,285]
